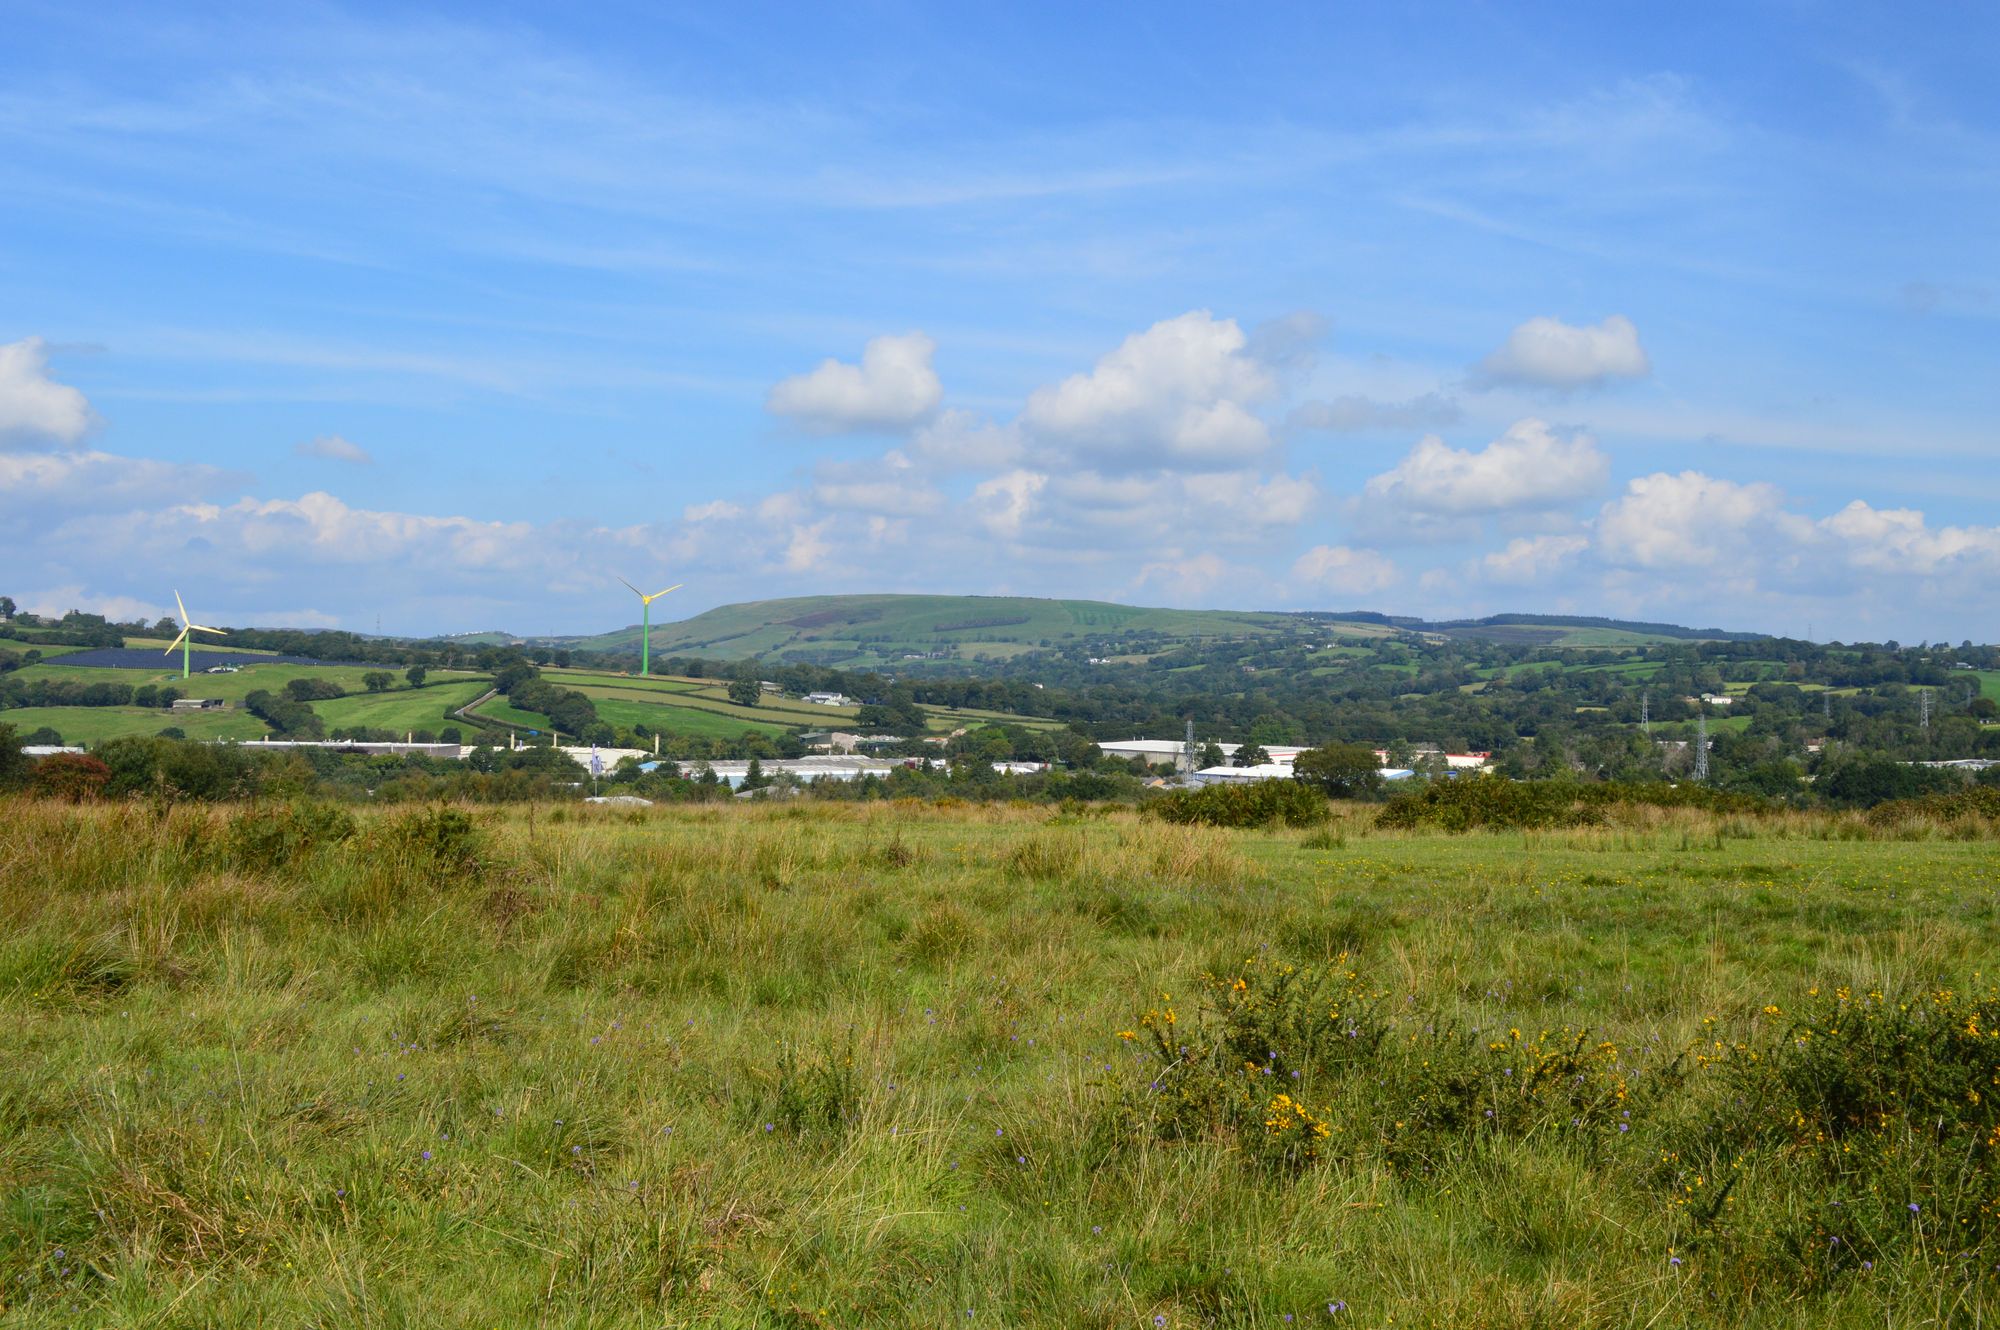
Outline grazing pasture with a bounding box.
[1,800,1996,1326]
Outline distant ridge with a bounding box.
[517,593,1763,666]
[1354,612,1766,644]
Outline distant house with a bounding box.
[171,697,226,710]
[803,692,851,706]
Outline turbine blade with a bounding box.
[616,576,642,596]
[163,629,189,655]
[174,589,188,623]
[647,584,683,602]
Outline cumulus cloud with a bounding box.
[767,332,942,433]
[0,337,96,446]
[1818,500,2000,575]
[910,408,1022,470]
[1363,419,1608,516]
[1133,553,1234,599]
[1477,315,1650,389]
[0,448,242,519]
[682,498,743,523]
[1594,470,1798,569]
[1290,544,1400,596]
[293,433,373,464]
[968,469,1047,538]
[1289,392,1462,433]
[1021,310,1276,469]
[1481,533,1589,584]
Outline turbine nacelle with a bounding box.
[617,577,683,606]
[163,590,227,658]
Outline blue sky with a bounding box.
[2,1,1996,640]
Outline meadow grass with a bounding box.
[0,799,1996,1327]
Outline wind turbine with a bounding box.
[163,590,227,679]
[617,578,682,677]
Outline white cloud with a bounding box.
[1363,419,1608,516]
[1818,500,2000,575]
[1021,310,1276,469]
[910,408,1022,469]
[0,337,96,446]
[1477,315,1650,389]
[1481,533,1589,584]
[968,469,1047,538]
[810,477,944,517]
[783,519,834,571]
[1291,544,1400,596]
[682,499,744,522]
[1594,470,1798,569]
[766,332,942,433]
[0,447,240,517]
[1289,392,1461,433]
[293,433,373,464]
[1132,553,1233,599]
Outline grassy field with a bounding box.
[313,680,496,733]
[8,660,424,704]
[1,798,1996,1326]
[583,695,791,741]
[0,704,269,744]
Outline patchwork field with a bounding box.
[313,680,496,733]
[0,704,269,744]
[2,799,1996,1326]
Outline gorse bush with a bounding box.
[1149,778,1328,829]
[751,1039,862,1139]
[1865,784,2000,827]
[1378,778,1768,832]
[1118,956,1390,1168]
[1378,778,1608,831]
[1116,956,2000,1302]
[226,800,357,873]
[1665,983,2000,1292]
[374,805,482,882]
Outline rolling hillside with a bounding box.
[546,594,1300,666]
[534,595,1764,666]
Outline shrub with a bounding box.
[1668,984,2000,1291]
[226,801,357,872]
[1864,784,2000,826]
[1377,778,1765,832]
[1377,778,1607,832]
[1119,956,1388,1169]
[377,805,482,883]
[27,754,112,802]
[752,1040,860,1139]
[1151,778,1328,829]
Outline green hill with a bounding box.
[545,594,1300,666]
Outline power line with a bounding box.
[1693,709,1710,782]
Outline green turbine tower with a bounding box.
[162,590,227,679]
[617,578,682,677]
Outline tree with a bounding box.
[728,678,762,707]
[363,671,394,693]
[1199,741,1226,769]
[0,722,27,788]
[1292,742,1385,800]
[29,753,112,802]
[406,665,429,688]
[741,755,767,790]
[0,595,15,621]
[1236,742,1270,768]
